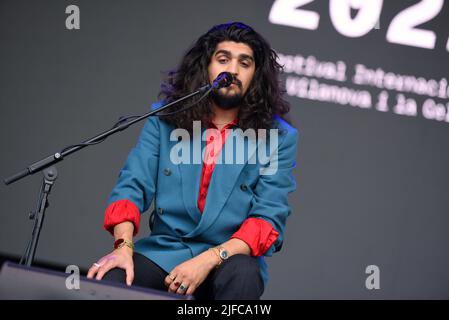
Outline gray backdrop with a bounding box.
[1,0,448,299]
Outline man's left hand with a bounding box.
[164,249,219,296]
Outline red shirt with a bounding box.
[104,119,279,256]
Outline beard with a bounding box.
[210,88,243,110]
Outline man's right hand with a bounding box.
[86,246,134,286]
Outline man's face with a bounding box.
[208,41,256,109]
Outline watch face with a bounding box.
[219,249,229,260]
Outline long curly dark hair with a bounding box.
[158,22,292,133]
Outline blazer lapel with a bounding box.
[184,128,258,238]
[178,126,205,224]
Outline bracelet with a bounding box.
[114,238,134,250]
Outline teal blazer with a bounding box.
[108,102,298,284]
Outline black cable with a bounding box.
[59,86,213,153]
[155,86,212,116]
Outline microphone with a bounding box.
[211,72,234,89]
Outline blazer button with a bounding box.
[163,168,171,176]
[240,184,248,191]
[157,207,163,215]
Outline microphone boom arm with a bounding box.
[4,84,210,185]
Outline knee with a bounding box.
[218,254,262,284]
[101,268,126,283]
[211,254,264,299]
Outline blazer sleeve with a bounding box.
[105,107,161,232]
[246,127,298,257]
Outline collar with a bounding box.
[209,118,239,130]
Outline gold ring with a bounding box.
[179,283,187,291]
[169,274,176,281]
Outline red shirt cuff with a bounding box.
[103,199,140,236]
[231,217,279,256]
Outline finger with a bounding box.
[164,273,176,287]
[86,263,102,279]
[125,264,134,286]
[87,266,97,279]
[169,279,181,293]
[176,283,189,295]
[95,260,117,281]
[186,284,196,296]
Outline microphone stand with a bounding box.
[4,83,212,267]
[24,166,58,267]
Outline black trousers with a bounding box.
[102,252,264,300]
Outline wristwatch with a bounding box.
[215,246,229,265]
[209,245,230,267]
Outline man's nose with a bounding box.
[226,61,239,76]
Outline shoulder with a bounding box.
[151,101,165,112]
[145,101,172,129]
[272,115,296,132]
[272,115,298,144]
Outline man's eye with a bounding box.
[218,59,228,64]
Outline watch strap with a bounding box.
[209,247,223,267]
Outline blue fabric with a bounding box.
[108,101,299,285]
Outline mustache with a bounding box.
[231,78,242,89]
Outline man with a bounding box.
[87,22,298,300]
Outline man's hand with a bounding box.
[164,249,220,296]
[86,246,134,286]
[87,221,135,286]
